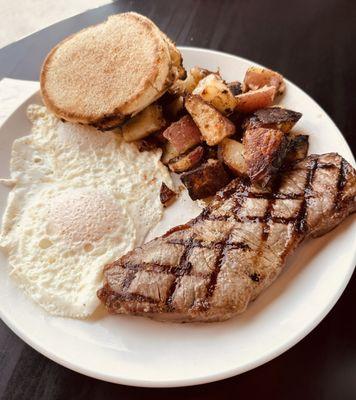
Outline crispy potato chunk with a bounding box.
[219,138,247,176]
[160,182,177,207]
[185,95,235,146]
[122,105,166,142]
[168,146,204,173]
[190,67,215,82]
[162,115,202,153]
[181,159,231,200]
[169,73,196,96]
[235,86,276,113]
[169,67,212,96]
[242,107,302,133]
[193,74,237,115]
[161,141,181,165]
[243,66,285,96]
[243,127,288,186]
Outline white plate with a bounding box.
[0,47,355,387]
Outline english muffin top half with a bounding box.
[40,12,185,129]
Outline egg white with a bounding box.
[0,105,173,318]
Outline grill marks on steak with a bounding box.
[98,153,356,321]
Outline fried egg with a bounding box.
[0,105,172,318]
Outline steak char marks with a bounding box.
[98,153,356,322]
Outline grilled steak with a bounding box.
[98,153,356,322]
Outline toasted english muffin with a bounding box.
[40,12,184,129]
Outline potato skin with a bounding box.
[162,115,202,153]
[242,107,302,133]
[160,183,176,207]
[161,141,181,165]
[168,146,204,173]
[243,66,285,95]
[235,86,276,113]
[243,127,289,186]
[181,159,231,200]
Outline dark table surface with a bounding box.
[0,0,355,398]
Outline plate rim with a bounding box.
[0,46,355,388]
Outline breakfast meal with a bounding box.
[0,12,355,322]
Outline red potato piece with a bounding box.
[168,146,204,173]
[242,107,302,133]
[235,86,276,113]
[181,159,232,200]
[160,183,177,206]
[243,127,288,186]
[162,115,202,153]
[161,141,180,165]
[243,66,285,96]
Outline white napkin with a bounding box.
[0,78,39,126]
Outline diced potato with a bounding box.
[192,74,237,115]
[242,107,302,133]
[162,115,202,153]
[161,141,181,165]
[190,67,215,82]
[169,73,196,96]
[160,182,177,207]
[285,135,309,164]
[185,95,235,146]
[227,81,243,96]
[168,146,204,173]
[243,66,285,96]
[181,159,231,200]
[122,105,166,142]
[243,127,288,186]
[168,67,212,96]
[235,86,276,113]
[219,138,247,176]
